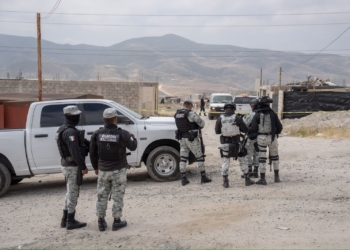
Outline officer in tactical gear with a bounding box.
[249,96,283,185]
[174,98,211,186]
[240,98,260,179]
[215,102,254,188]
[56,105,89,230]
[90,108,137,232]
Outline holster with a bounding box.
[228,143,239,159]
[188,131,198,142]
[175,130,182,140]
[254,142,260,152]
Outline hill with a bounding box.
[0,33,349,95]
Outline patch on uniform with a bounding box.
[69,136,76,141]
[99,134,119,142]
[175,113,185,118]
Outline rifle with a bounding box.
[77,130,88,187]
[198,128,205,155]
[268,149,272,172]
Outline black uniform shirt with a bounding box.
[89,124,138,171]
[60,120,87,171]
[215,110,248,142]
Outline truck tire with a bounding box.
[11,178,23,185]
[0,163,11,197]
[146,146,180,182]
[209,116,214,120]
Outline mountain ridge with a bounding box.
[0,33,349,95]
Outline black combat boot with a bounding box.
[112,218,127,231]
[253,166,259,178]
[256,173,267,185]
[60,209,68,228]
[274,170,281,183]
[200,171,212,184]
[98,217,107,232]
[223,175,229,188]
[66,211,87,230]
[241,166,253,178]
[244,174,255,186]
[181,172,189,186]
[199,113,202,116]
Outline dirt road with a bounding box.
[1,115,350,249]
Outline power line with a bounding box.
[1,45,350,53]
[291,25,350,68]
[2,20,350,27]
[1,10,350,17]
[41,0,61,19]
[0,50,348,58]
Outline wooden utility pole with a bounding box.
[37,13,42,101]
[279,67,282,91]
[260,68,262,86]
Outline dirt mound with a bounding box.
[283,111,350,130]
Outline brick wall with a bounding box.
[0,79,158,113]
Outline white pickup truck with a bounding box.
[0,99,181,197]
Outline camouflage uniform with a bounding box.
[257,134,279,173]
[61,166,79,213]
[179,110,206,173]
[243,112,259,168]
[96,168,127,219]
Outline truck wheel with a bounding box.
[209,116,214,120]
[0,163,11,197]
[11,178,23,185]
[146,146,180,182]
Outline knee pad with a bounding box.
[270,155,279,161]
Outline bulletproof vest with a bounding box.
[221,114,240,137]
[56,124,73,159]
[174,109,199,133]
[97,127,126,161]
[258,113,272,133]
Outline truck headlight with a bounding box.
[210,107,215,110]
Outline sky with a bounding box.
[1,0,350,54]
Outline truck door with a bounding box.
[30,103,81,173]
[81,103,138,166]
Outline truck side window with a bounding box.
[83,103,112,125]
[40,104,75,127]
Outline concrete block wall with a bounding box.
[0,79,158,113]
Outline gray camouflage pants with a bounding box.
[221,144,245,176]
[257,135,279,173]
[179,137,205,173]
[61,166,79,213]
[96,168,127,219]
[241,139,259,167]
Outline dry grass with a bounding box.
[285,126,350,139]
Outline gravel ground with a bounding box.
[283,111,350,130]
[1,115,350,249]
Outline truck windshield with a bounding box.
[211,96,233,103]
[112,102,143,119]
[233,97,257,104]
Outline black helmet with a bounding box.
[250,99,259,107]
[224,102,236,110]
[259,96,273,104]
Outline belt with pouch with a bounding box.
[258,133,272,135]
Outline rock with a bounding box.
[316,133,323,137]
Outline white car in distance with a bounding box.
[232,95,258,114]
